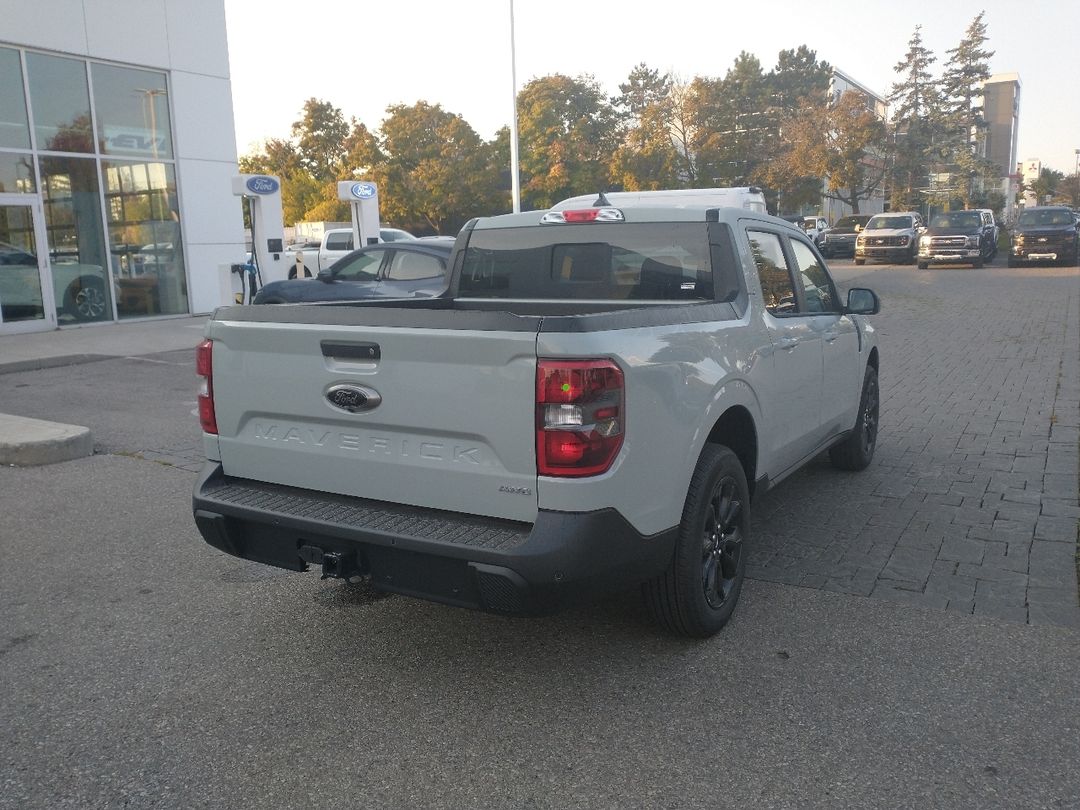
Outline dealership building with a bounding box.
[0,0,244,336]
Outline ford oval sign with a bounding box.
[350,182,377,200]
[325,383,382,414]
[245,176,280,195]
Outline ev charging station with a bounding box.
[338,180,381,249]
[231,174,287,302]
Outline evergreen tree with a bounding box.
[888,26,944,210]
[691,52,770,187]
[760,45,833,212]
[610,63,682,190]
[940,12,997,206]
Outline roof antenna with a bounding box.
[592,190,611,207]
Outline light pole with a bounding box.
[509,0,521,213]
[135,87,167,159]
[1074,148,1079,177]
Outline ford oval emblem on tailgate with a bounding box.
[325,383,382,413]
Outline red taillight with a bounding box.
[536,359,624,477]
[195,339,217,435]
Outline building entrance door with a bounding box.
[0,193,56,335]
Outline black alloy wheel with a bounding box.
[829,365,879,471]
[643,444,749,638]
[700,476,744,610]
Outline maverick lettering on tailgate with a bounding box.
[253,423,482,464]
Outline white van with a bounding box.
[551,187,768,214]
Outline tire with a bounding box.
[917,262,928,270]
[854,258,865,266]
[287,265,312,280]
[643,445,749,638]
[829,365,879,471]
[906,246,917,264]
[971,257,984,269]
[66,277,108,322]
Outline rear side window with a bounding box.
[325,233,352,251]
[459,223,715,301]
[386,250,444,281]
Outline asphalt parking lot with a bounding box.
[1,255,1078,807]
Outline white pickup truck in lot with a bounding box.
[192,198,881,637]
[284,227,416,279]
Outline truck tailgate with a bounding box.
[208,317,540,523]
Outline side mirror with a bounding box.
[854,224,862,232]
[846,287,880,315]
[317,270,334,283]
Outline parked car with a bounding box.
[284,227,417,279]
[855,212,924,265]
[916,210,996,269]
[820,215,871,258]
[253,237,454,304]
[0,240,110,322]
[1008,206,1080,267]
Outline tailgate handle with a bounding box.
[321,341,380,361]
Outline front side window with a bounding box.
[333,249,384,281]
[385,250,444,281]
[747,230,796,315]
[789,240,837,313]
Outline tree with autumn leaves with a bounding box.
[242,15,1014,231]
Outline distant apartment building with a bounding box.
[823,69,889,223]
[981,73,1022,218]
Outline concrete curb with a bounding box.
[0,413,93,466]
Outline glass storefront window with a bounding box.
[26,53,94,154]
[0,204,44,323]
[0,48,31,149]
[92,64,173,159]
[0,152,36,194]
[38,155,113,322]
[102,160,187,317]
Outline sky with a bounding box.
[224,0,1080,175]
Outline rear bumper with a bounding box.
[192,462,676,616]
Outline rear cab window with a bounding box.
[458,222,744,305]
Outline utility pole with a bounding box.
[509,0,521,213]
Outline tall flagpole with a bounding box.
[509,0,521,213]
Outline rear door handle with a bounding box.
[777,336,798,351]
[824,330,839,343]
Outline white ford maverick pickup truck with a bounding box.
[193,200,880,637]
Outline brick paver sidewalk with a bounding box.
[748,265,1080,627]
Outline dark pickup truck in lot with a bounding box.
[820,215,871,258]
[917,210,996,269]
[1008,207,1079,267]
